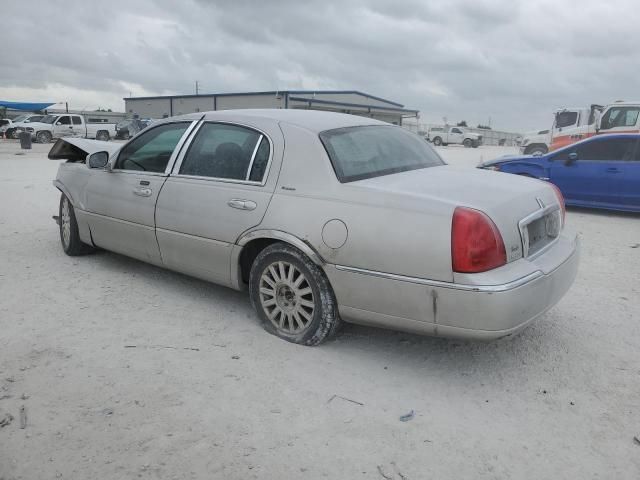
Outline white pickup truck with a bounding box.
[428,126,482,148]
[16,113,117,143]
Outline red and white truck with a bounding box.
[522,102,640,154]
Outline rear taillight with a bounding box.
[452,207,507,273]
[549,183,565,225]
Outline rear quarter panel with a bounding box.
[256,123,454,282]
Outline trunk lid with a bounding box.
[351,165,561,263]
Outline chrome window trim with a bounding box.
[334,264,544,293]
[518,203,561,258]
[245,134,263,181]
[110,120,197,175]
[170,121,274,187]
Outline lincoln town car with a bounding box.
[49,110,579,345]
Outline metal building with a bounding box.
[124,90,419,125]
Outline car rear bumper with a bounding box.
[326,231,579,340]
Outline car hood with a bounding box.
[48,137,122,161]
[349,165,559,259]
[479,154,535,167]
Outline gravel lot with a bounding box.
[0,140,638,479]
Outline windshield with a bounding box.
[319,125,445,182]
[12,114,29,123]
[40,115,56,124]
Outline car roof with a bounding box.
[167,109,390,133]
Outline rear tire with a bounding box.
[59,194,95,256]
[525,144,548,156]
[432,137,442,146]
[36,131,52,143]
[96,131,110,141]
[249,243,341,346]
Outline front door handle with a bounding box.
[133,187,152,197]
[228,199,257,211]
[606,167,620,173]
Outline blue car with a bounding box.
[479,134,640,212]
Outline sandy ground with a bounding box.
[0,140,638,479]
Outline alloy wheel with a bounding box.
[61,197,71,248]
[259,261,315,334]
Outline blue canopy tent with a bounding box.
[0,100,56,111]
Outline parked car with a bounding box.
[49,110,578,345]
[0,118,12,135]
[115,118,155,139]
[16,114,116,143]
[4,114,45,139]
[479,134,640,212]
[430,126,482,147]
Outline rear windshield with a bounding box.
[319,125,445,183]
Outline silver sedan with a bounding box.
[50,110,579,345]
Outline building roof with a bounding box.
[124,90,406,108]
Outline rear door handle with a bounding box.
[606,167,620,173]
[228,199,257,211]
[133,187,152,197]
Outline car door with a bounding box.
[53,115,74,137]
[83,121,197,264]
[71,115,84,136]
[550,137,636,205]
[607,137,640,209]
[155,120,282,286]
[449,127,464,144]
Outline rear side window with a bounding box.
[320,125,445,183]
[557,138,637,161]
[72,116,82,125]
[179,123,270,182]
[116,122,190,172]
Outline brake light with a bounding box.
[549,183,565,225]
[452,207,507,273]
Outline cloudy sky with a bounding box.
[2,0,638,131]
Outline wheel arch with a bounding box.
[53,180,77,207]
[231,230,326,290]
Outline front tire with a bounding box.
[36,131,52,143]
[463,138,472,148]
[59,194,94,256]
[249,243,341,346]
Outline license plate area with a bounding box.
[520,207,562,257]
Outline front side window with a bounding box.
[555,111,578,128]
[556,138,636,162]
[57,116,71,125]
[320,125,445,183]
[179,123,270,182]
[116,122,190,173]
[451,128,462,134]
[600,107,640,130]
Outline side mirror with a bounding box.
[564,152,578,165]
[87,151,110,169]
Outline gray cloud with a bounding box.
[1,0,638,131]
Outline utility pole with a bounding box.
[195,81,199,95]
